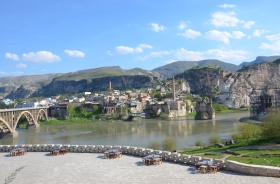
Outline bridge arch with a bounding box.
[0,117,13,133]
[36,109,48,123]
[13,111,37,131]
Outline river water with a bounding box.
[0,112,249,149]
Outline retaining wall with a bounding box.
[0,144,279,177]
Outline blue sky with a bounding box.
[1,0,280,77]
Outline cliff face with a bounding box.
[6,85,32,99]
[32,75,156,97]
[217,62,280,107]
[175,67,229,98]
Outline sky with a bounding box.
[1,0,280,77]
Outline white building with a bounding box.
[16,102,40,108]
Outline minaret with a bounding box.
[172,76,176,100]
[109,81,112,91]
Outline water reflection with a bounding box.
[0,112,249,149]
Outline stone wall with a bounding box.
[1,144,279,177]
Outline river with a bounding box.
[0,112,249,149]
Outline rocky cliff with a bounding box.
[217,62,280,107]
[175,66,230,99]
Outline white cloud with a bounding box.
[5,53,19,61]
[205,30,231,44]
[205,30,245,44]
[253,29,269,37]
[22,51,60,63]
[164,59,176,64]
[150,23,166,32]
[260,41,280,51]
[0,71,8,75]
[243,21,255,29]
[206,49,248,61]
[266,33,280,41]
[173,48,248,63]
[180,29,201,39]
[175,48,204,61]
[109,44,152,55]
[231,31,246,39]
[11,71,24,75]
[259,33,280,51]
[16,63,27,68]
[218,4,236,8]
[64,50,85,57]
[115,46,142,54]
[211,11,241,27]
[150,51,170,57]
[178,22,187,30]
[138,44,153,49]
[135,51,170,61]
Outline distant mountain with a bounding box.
[55,66,161,81]
[152,60,240,77]
[239,56,280,67]
[0,66,161,98]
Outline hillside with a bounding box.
[0,66,161,98]
[239,56,280,67]
[56,66,161,81]
[0,74,62,98]
[152,60,240,77]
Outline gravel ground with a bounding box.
[1,152,280,184]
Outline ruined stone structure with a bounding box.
[0,107,48,138]
[250,94,280,120]
[172,76,176,100]
[102,102,117,114]
[145,100,186,118]
[194,97,215,120]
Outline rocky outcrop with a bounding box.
[6,85,32,99]
[217,62,280,107]
[175,67,230,99]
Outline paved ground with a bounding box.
[1,153,280,184]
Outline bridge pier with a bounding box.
[0,130,18,139]
[26,124,40,129]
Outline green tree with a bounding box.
[154,92,162,101]
[162,137,177,151]
[261,109,280,140]
[238,121,261,141]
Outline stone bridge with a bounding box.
[0,107,48,139]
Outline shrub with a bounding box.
[261,109,280,140]
[162,137,177,151]
[231,133,242,143]
[159,114,170,120]
[148,141,161,150]
[195,140,203,147]
[209,135,221,146]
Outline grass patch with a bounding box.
[187,112,196,117]
[227,149,280,166]
[180,137,277,155]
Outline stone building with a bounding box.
[194,97,215,120]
